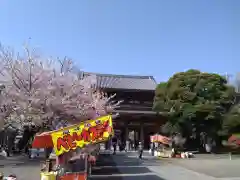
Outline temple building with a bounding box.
[82,72,163,149]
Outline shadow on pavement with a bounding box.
[92,166,151,175]
[91,154,166,180]
[0,153,166,180]
[95,154,142,167]
[91,175,166,180]
[0,155,44,167]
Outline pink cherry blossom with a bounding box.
[0,44,121,129]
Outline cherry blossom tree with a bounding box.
[0,44,121,129]
[0,44,121,170]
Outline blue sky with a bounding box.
[0,0,239,82]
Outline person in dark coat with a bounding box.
[8,128,17,156]
[112,137,117,155]
[27,125,39,158]
[17,125,31,154]
[138,142,143,159]
[2,125,17,157]
[150,142,155,156]
[0,129,5,151]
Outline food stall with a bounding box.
[150,134,194,158]
[227,133,240,157]
[228,134,240,146]
[32,115,113,180]
[150,134,172,157]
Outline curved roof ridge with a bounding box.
[81,71,157,90]
[84,71,156,80]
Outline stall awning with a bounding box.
[150,134,171,145]
[32,115,113,156]
[32,132,53,148]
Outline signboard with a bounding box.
[51,115,113,156]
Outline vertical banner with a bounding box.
[51,115,113,156]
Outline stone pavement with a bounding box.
[0,156,42,180]
[131,152,240,180]
[104,152,215,180]
[0,151,240,180]
[161,154,240,179]
[90,153,165,180]
[92,151,240,180]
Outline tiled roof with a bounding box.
[81,72,157,90]
[113,109,156,115]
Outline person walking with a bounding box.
[150,142,155,156]
[0,129,4,151]
[28,125,39,158]
[138,142,143,159]
[125,139,130,152]
[4,125,17,157]
[17,125,30,154]
[112,137,117,155]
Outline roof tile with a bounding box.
[83,72,157,90]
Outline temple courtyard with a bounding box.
[0,151,240,180]
[160,153,240,179]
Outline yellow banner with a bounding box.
[51,115,113,156]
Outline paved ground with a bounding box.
[91,152,165,180]
[91,151,218,180]
[162,154,240,178]
[0,151,240,180]
[0,156,42,180]
[122,151,240,180]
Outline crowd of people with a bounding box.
[110,137,144,159]
[0,124,148,160]
[0,124,39,157]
